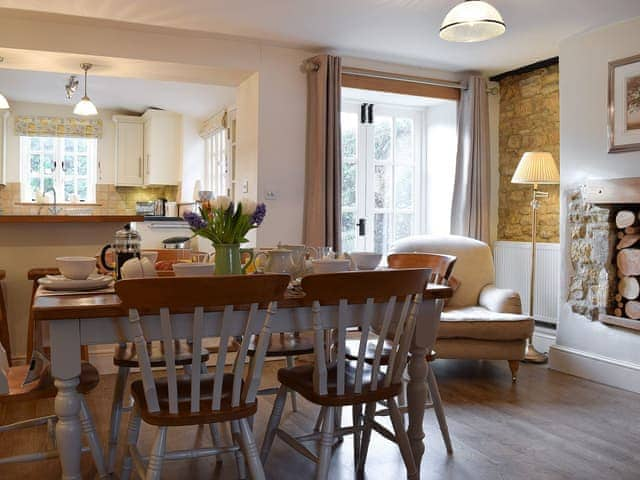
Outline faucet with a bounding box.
[45,187,63,215]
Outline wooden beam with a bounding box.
[490,57,559,82]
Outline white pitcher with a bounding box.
[255,248,296,277]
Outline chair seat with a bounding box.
[246,332,315,357]
[345,338,437,364]
[278,362,402,407]
[439,306,534,341]
[130,373,257,427]
[113,340,210,367]
[0,362,99,404]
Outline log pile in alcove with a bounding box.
[614,210,640,319]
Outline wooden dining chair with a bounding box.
[115,274,290,480]
[0,280,107,476]
[0,270,10,366]
[261,269,431,480]
[346,252,456,455]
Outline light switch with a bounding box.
[265,191,277,200]
[242,179,249,194]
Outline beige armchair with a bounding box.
[389,235,534,381]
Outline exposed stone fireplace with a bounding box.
[568,178,640,331]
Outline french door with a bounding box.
[341,101,423,254]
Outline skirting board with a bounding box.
[549,344,640,394]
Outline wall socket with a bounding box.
[265,191,277,200]
[241,180,249,194]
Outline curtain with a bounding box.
[303,54,342,250]
[15,116,102,138]
[450,76,490,243]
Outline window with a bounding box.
[204,129,231,197]
[20,136,97,203]
[341,102,423,254]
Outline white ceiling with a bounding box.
[1,1,640,73]
[0,68,236,119]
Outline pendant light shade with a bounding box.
[0,92,9,110]
[74,63,98,116]
[440,1,506,43]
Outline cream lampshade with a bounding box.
[511,152,560,185]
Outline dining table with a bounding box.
[31,278,452,480]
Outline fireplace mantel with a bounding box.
[584,178,640,204]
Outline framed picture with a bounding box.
[608,54,640,153]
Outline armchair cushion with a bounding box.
[440,307,534,341]
[479,285,522,314]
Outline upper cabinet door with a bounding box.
[114,117,144,186]
[143,110,180,186]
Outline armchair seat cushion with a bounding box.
[439,306,534,341]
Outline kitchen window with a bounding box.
[204,128,230,197]
[20,136,98,203]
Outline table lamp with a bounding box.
[511,152,560,364]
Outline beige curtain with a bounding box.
[303,54,342,250]
[450,76,490,243]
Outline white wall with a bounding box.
[551,17,640,392]
[425,102,457,235]
[179,115,205,203]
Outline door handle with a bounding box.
[357,218,366,236]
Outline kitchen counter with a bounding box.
[0,215,143,223]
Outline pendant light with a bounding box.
[440,1,506,43]
[73,63,98,116]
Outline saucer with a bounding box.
[39,274,113,291]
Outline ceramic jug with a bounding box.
[254,248,296,277]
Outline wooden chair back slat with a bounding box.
[190,307,204,413]
[159,308,178,414]
[387,253,456,285]
[300,269,430,398]
[116,275,289,415]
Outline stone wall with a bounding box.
[498,64,560,242]
[567,188,615,320]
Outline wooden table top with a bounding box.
[32,282,452,321]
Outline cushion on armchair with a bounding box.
[440,307,533,341]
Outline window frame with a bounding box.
[204,128,231,197]
[20,136,98,203]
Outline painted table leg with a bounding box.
[50,319,83,480]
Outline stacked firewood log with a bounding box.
[614,210,640,319]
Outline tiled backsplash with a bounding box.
[0,182,177,215]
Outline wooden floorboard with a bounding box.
[1,359,639,479]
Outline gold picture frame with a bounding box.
[608,53,640,153]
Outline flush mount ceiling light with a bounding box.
[440,0,506,43]
[73,63,98,116]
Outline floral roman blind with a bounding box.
[15,116,103,138]
[199,110,227,139]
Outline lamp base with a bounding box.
[523,340,548,364]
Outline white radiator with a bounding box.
[493,241,560,325]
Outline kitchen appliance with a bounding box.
[98,224,142,279]
[165,201,177,217]
[162,236,191,249]
[154,198,167,216]
[135,201,155,216]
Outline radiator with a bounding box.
[493,241,560,325]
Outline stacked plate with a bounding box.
[38,274,113,291]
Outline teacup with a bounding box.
[56,256,97,280]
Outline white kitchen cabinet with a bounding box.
[113,115,144,186]
[142,109,180,186]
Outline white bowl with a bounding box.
[56,256,97,280]
[173,262,215,277]
[348,251,382,270]
[311,259,351,274]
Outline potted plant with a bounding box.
[184,196,266,275]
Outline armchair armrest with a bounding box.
[479,284,523,314]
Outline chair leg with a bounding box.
[352,403,362,471]
[285,356,298,412]
[146,426,168,480]
[356,402,376,474]
[209,423,223,465]
[260,384,288,465]
[79,396,109,479]
[231,420,247,480]
[426,366,453,454]
[238,418,266,480]
[508,360,520,382]
[313,406,326,433]
[316,406,335,480]
[120,406,141,480]
[388,397,418,480]
[107,365,129,474]
[334,407,343,443]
